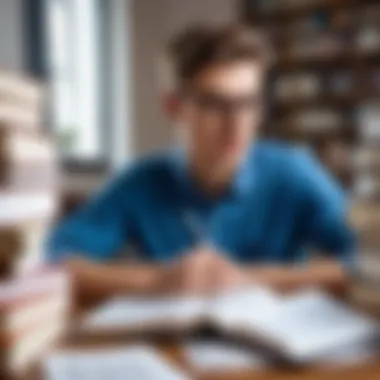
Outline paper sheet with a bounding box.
[183,340,268,372]
[247,289,380,362]
[84,296,206,331]
[209,286,281,329]
[44,346,189,380]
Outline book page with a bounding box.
[208,287,281,330]
[245,289,380,362]
[315,339,380,368]
[83,296,207,332]
[44,346,189,380]
[183,340,269,372]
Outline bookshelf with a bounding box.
[242,0,380,308]
[242,0,380,188]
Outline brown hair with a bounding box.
[160,23,272,91]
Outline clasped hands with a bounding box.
[150,246,251,296]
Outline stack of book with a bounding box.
[0,71,58,277]
[0,269,70,378]
[0,71,70,378]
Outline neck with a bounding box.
[189,155,237,197]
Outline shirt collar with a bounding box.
[169,146,255,202]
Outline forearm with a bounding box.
[246,260,348,294]
[62,258,161,302]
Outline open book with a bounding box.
[81,287,379,364]
[44,346,189,380]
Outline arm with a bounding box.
[245,260,347,294]
[62,258,161,304]
[248,151,354,294]
[297,150,355,267]
[63,248,221,303]
[208,254,348,295]
[210,151,354,295]
[46,171,158,301]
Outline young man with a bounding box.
[47,24,354,299]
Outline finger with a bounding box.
[183,250,216,295]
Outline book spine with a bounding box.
[0,292,69,343]
[0,71,43,111]
[0,192,58,228]
[0,128,58,191]
[0,270,70,307]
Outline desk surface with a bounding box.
[26,332,380,380]
[21,294,380,380]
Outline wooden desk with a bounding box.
[24,328,380,380]
[20,293,380,380]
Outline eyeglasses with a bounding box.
[183,90,262,116]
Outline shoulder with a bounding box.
[252,139,343,197]
[251,139,314,174]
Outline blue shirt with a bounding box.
[47,141,354,264]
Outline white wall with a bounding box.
[0,0,24,71]
[130,0,237,155]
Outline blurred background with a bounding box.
[0,2,380,372]
[1,0,380,199]
[0,0,379,298]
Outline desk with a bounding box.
[24,328,380,380]
[19,292,380,380]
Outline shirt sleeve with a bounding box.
[294,149,355,267]
[46,172,135,263]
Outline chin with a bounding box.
[219,148,245,165]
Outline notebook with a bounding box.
[81,287,380,364]
[44,346,189,380]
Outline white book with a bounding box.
[0,193,58,225]
[5,294,69,333]
[0,71,43,106]
[82,287,379,364]
[0,103,41,129]
[0,131,56,163]
[0,269,69,305]
[44,346,189,380]
[233,289,378,362]
[9,318,66,373]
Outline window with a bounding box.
[45,0,106,162]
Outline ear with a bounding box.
[162,92,181,121]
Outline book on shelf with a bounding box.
[350,201,380,230]
[81,287,379,364]
[355,175,380,201]
[354,146,380,170]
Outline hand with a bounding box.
[150,246,251,296]
[151,246,214,295]
[208,251,251,293]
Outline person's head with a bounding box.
[161,23,271,172]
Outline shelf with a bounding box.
[245,0,376,24]
[272,122,358,142]
[242,0,380,188]
[275,50,380,70]
[274,93,380,110]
